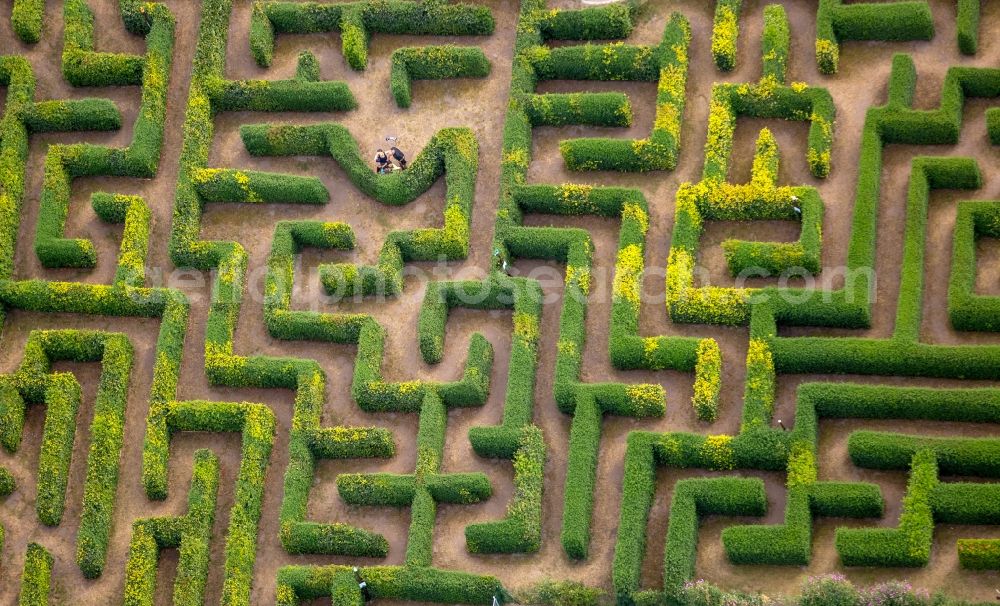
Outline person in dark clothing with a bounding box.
[390,146,407,170]
[374,149,391,174]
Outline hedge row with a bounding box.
[466,426,545,553]
[762,5,790,83]
[238,124,477,298]
[932,482,1000,524]
[949,201,1000,331]
[36,373,81,527]
[24,99,121,132]
[835,450,937,567]
[11,0,44,43]
[90,193,151,287]
[958,538,1000,569]
[251,0,494,69]
[848,431,1000,478]
[560,393,602,560]
[123,449,218,606]
[421,277,546,554]
[62,0,144,86]
[815,0,934,74]
[555,14,691,172]
[35,0,173,270]
[537,2,636,40]
[0,57,33,281]
[276,564,502,605]
[71,333,134,578]
[957,0,981,55]
[691,338,721,422]
[0,467,14,495]
[662,478,767,596]
[526,92,632,128]
[192,168,329,205]
[711,0,741,71]
[0,330,135,578]
[17,543,52,606]
[206,77,356,113]
[390,46,490,109]
[801,381,1000,423]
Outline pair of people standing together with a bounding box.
[374,146,407,174]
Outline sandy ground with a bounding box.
[3,0,1000,603]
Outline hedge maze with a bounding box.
[4,0,1000,604]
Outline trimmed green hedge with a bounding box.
[692,338,722,422]
[18,543,53,606]
[526,92,632,127]
[836,450,937,567]
[277,565,502,605]
[849,431,1000,477]
[762,5,790,83]
[711,0,741,71]
[192,168,329,204]
[556,14,691,172]
[815,0,934,74]
[35,373,81,527]
[538,2,636,40]
[663,477,768,595]
[207,78,357,113]
[0,467,14,496]
[390,46,490,108]
[12,0,44,43]
[958,538,1000,569]
[466,426,545,553]
[957,0,982,55]
[123,449,218,606]
[560,393,602,560]
[25,99,121,132]
[251,0,494,69]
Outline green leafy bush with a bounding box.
[711,0,741,71]
[391,46,490,108]
[17,543,53,606]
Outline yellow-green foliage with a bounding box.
[625,384,666,415]
[816,38,839,75]
[741,338,776,430]
[711,6,739,71]
[691,338,721,422]
[565,264,591,296]
[667,247,753,325]
[622,201,648,234]
[513,311,539,346]
[701,434,735,470]
[751,128,779,187]
[704,92,736,179]
[786,442,817,488]
[613,244,644,311]
[559,183,597,214]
